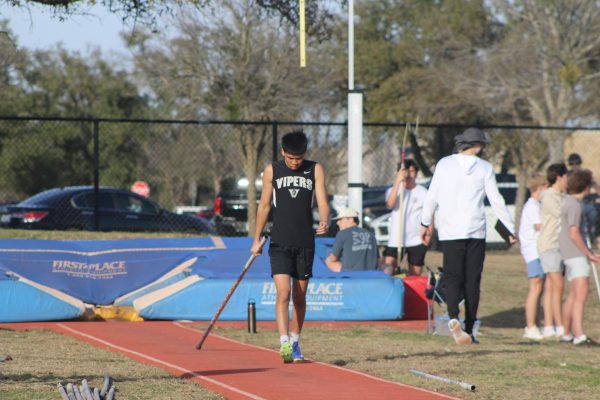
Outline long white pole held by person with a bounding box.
[396,122,410,272]
[196,235,269,350]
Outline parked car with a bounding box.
[0,186,215,234]
[173,205,215,220]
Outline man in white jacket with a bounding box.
[420,127,516,345]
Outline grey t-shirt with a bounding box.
[559,195,584,260]
[330,225,378,271]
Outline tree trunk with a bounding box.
[546,131,568,164]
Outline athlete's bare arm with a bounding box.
[386,168,407,209]
[325,253,342,272]
[251,164,273,255]
[314,162,330,235]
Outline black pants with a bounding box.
[441,239,486,334]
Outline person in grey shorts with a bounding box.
[537,163,568,338]
[559,169,600,345]
[325,207,379,272]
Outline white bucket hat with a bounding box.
[332,207,359,220]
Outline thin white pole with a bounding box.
[348,0,354,90]
[347,0,363,224]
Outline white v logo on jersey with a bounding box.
[303,170,311,174]
[289,189,300,198]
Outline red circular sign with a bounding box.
[131,181,150,198]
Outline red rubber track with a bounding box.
[2,321,461,400]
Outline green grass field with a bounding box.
[1,230,599,399]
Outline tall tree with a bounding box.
[0,21,26,114]
[0,46,151,197]
[455,0,600,163]
[340,0,499,170]
[130,0,339,233]
[3,0,335,38]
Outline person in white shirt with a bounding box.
[419,127,516,345]
[382,159,430,276]
[518,174,549,340]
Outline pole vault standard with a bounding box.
[196,235,269,350]
[409,369,476,391]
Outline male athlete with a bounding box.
[251,131,329,363]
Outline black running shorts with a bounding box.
[268,242,315,280]
[383,244,427,266]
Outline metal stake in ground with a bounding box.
[196,235,269,350]
[396,122,410,272]
[409,368,475,391]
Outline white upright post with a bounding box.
[348,93,363,225]
[347,0,364,225]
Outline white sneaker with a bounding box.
[523,326,543,340]
[555,325,565,337]
[573,335,588,345]
[542,326,555,338]
[448,318,472,345]
[559,334,574,343]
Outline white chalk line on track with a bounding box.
[55,323,266,400]
[173,322,463,400]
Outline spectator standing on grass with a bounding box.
[567,153,598,246]
[251,131,329,364]
[518,173,550,340]
[325,207,378,272]
[382,159,430,276]
[558,169,600,345]
[538,163,568,339]
[419,127,516,345]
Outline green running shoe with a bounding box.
[280,342,293,363]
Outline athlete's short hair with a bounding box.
[281,131,308,155]
[567,169,592,195]
[546,163,567,185]
[527,173,547,192]
[397,159,419,172]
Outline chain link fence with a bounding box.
[0,117,598,244]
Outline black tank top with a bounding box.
[271,159,316,247]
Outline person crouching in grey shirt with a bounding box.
[325,207,379,272]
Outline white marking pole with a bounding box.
[348,92,363,224]
[409,369,476,391]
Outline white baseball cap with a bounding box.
[332,207,359,220]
